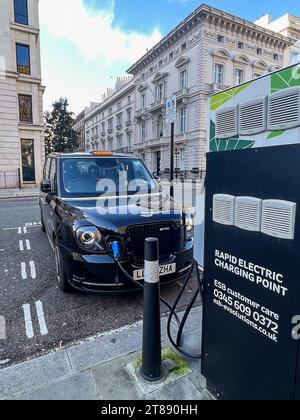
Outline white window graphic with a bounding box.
[213,194,235,226]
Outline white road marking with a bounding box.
[3,223,41,232]
[21,262,27,280]
[0,316,6,340]
[19,240,31,252]
[25,222,41,228]
[35,301,49,336]
[22,304,34,339]
[29,261,36,279]
[23,227,27,234]
[22,302,49,339]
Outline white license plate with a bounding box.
[133,263,177,281]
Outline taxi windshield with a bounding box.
[61,157,159,196]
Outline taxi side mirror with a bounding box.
[41,180,51,193]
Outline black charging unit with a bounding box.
[201,144,300,400]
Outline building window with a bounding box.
[14,0,28,25]
[141,93,146,109]
[274,53,279,61]
[291,51,300,64]
[179,108,187,134]
[155,83,165,101]
[16,44,30,74]
[235,69,244,85]
[180,69,187,89]
[214,64,224,85]
[108,107,112,116]
[158,60,163,68]
[257,48,262,56]
[117,101,122,111]
[19,94,33,123]
[141,123,146,141]
[150,67,154,74]
[127,108,132,122]
[127,133,132,150]
[156,114,164,138]
[117,135,123,150]
[127,95,131,104]
[169,51,174,60]
[108,118,113,130]
[101,122,105,134]
[21,139,35,182]
[117,114,122,126]
[238,41,244,50]
[179,149,185,171]
[181,42,187,51]
[217,35,224,44]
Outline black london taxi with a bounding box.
[39,152,194,294]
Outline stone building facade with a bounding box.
[81,4,299,176]
[255,14,300,64]
[0,0,45,187]
[85,77,135,154]
[73,109,86,152]
[127,4,292,175]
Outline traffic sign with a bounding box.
[166,96,177,125]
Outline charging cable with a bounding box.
[111,241,203,359]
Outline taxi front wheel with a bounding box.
[54,243,73,293]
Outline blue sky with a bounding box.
[39,0,300,114]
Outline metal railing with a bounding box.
[161,170,206,181]
[0,169,21,190]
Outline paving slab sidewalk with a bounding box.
[0,188,39,200]
[0,308,211,401]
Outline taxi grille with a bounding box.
[126,223,177,264]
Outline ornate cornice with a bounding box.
[175,57,190,69]
[127,4,293,75]
[152,72,169,84]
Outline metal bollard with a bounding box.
[140,238,163,382]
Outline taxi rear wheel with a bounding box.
[40,208,46,232]
[54,243,72,292]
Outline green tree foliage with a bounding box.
[44,98,79,155]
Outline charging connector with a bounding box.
[111,241,121,261]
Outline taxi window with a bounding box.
[49,159,57,193]
[43,158,51,180]
[61,157,158,197]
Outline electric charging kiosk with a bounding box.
[201,64,300,400]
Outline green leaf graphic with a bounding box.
[209,121,255,152]
[271,65,300,93]
[210,83,252,111]
[267,130,285,140]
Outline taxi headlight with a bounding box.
[76,226,104,251]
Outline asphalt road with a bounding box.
[0,198,200,367]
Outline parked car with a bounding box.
[39,151,194,294]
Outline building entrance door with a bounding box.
[21,139,35,182]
